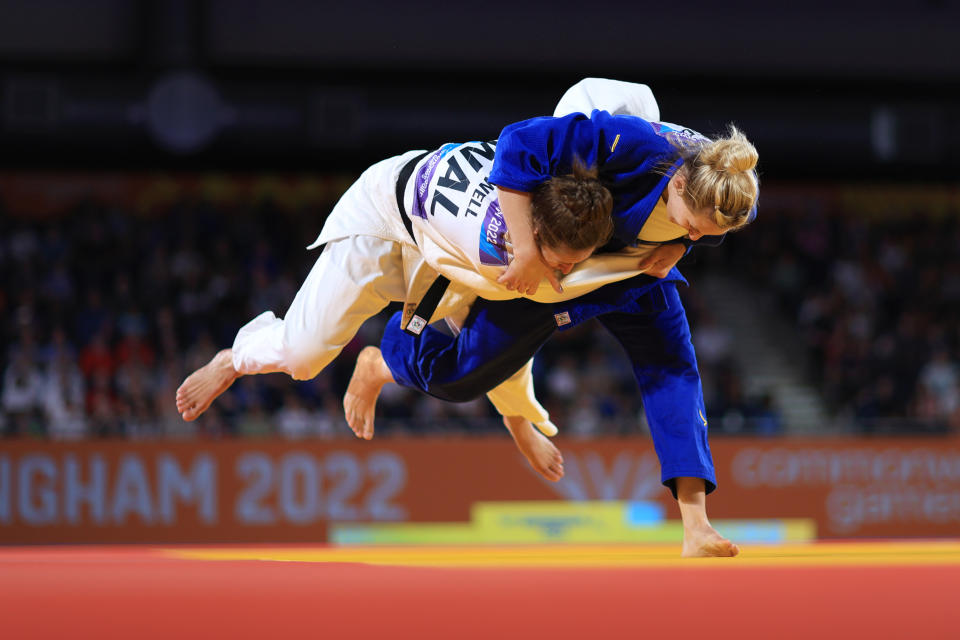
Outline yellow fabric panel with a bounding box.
[637,198,687,242]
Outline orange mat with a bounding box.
[2,542,958,639]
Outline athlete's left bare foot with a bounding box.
[176,349,239,421]
[681,523,740,558]
[343,346,394,440]
[503,415,565,482]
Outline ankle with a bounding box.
[215,350,239,378]
[502,416,533,440]
[374,360,394,386]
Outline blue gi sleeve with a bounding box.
[490,110,680,245]
[489,110,676,193]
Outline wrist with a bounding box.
[512,247,539,262]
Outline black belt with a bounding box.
[395,151,450,336]
[395,151,429,243]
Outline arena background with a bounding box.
[1,1,959,638]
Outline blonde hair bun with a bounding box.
[675,124,759,231]
[700,126,758,174]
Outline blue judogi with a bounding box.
[381,273,716,497]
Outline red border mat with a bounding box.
[2,543,957,639]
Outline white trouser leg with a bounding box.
[485,359,557,436]
[232,236,406,380]
[442,313,556,436]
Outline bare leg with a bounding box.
[502,415,564,482]
[176,349,240,421]
[343,346,394,440]
[676,476,740,558]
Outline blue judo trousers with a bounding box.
[381,268,716,498]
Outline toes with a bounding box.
[345,411,361,437]
[360,416,375,439]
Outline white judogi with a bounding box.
[232,79,661,433]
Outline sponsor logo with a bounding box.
[650,121,708,146]
[478,200,509,266]
[406,316,427,335]
[411,145,456,220]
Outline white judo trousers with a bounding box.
[231,78,660,433]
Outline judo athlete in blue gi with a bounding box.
[344,108,760,557]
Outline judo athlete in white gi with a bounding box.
[176,79,666,435]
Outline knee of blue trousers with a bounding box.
[427,382,486,403]
[380,311,493,403]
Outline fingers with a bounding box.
[499,256,552,296]
[546,272,563,294]
[639,244,686,275]
[638,257,670,278]
[497,270,516,291]
[498,275,541,295]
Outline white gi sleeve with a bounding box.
[554,77,661,121]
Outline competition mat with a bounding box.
[2,540,958,638]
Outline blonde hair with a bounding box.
[676,125,759,231]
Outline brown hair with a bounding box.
[530,159,614,251]
[674,125,759,231]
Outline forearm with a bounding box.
[497,187,537,259]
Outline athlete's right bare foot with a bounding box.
[681,522,740,558]
[502,415,564,482]
[674,477,740,558]
[343,346,394,440]
[176,349,240,421]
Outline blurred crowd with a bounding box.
[2,180,956,439]
[716,196,960,433]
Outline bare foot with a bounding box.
[176,349,240,421]
[343,346,394,440]
[681,523,740,558]
[502,415,564,482]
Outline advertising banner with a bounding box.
[1,437,958,544]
